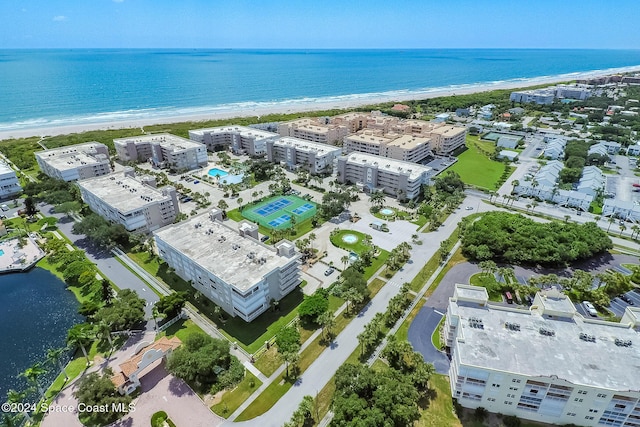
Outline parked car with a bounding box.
[620,294,634,305]
[583,301,598,316]
[0,204,8,211]
[465,206,473,210]
[260,235,270,242]
[324,268,335,276]
[193,180,200,184]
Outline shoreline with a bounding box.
[1,64,640,141]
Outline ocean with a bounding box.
[1,48,640,131]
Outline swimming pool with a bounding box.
[208,168,229,178]
[380,208,394,216]
[0,249,4,256]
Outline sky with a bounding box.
[1,0,639,49]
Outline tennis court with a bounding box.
[242,195,317,230]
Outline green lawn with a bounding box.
[211,371,262,417]
[431,316,445,350]
[363,249,389,280]
[330,229,373,254]
[156,319,206,342]
[469,272,503,301]
[449,137,511,190]
[416,374,462,427]
[235,375,294,421]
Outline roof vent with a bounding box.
[539,327,555,337]
[468,317,484,329]
[579,333,596,342]
[614,338,632,347]
[505,322,521,331]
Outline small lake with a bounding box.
[0,268,82,399]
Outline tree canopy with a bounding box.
[94,289,145,331]
[74,371,132,426]
[72,213,130,248]
[298,289,329,325]
[460,212,612,266]
[319,191,351,219]
[166,332,243,393]
[155,292,187,319]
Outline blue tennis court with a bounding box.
[268,215,291,227]
[292,203,314,215]
[255,198,293,217]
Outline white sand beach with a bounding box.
[1,65,639,142]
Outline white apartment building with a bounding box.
[114,134,207,171]
[266,137,342,174]
[510,89,556,105]
[428,125,467,155]
[189,126,279,156]
[154,213,300,322]
[336,152,433,200]
[445,284,640,427]
[78,168,179,232]
[35,142,111,182]
[0,160,21,199]
[277,118,349,145]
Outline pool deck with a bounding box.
[0,236,45,273]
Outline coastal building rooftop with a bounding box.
[346,132,392,145]
[343,152,433,180]
[36,142,109,171]
[0,160,14,174]
[77,172,173,214]
[189,125,277,139]
[274,137,341,155]
[386,134,430,149]
[114,134,203,152]
[153,214,293,291]
[450,286,640,391]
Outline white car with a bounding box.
[583,301,597,316]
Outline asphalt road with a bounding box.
[41,203,159,323]
[407,307,450,374]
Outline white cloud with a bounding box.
[52,15,67,21]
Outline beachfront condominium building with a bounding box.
[0,160,21,200]
[188,126,279,157]
[78,168,179,232]
[445,284,640,427]
[510,89,556,105]
[281,112,466,156]
[277,118,349,146]
[114,134,207,171]
[343,132,434,164]
[35,142,112,182]
[336,152,433,200]
[266,137,342,174]
[153,213,300,322]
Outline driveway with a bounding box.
[407,307,450,374]
[112,362,223,427]
[41,203,160,322]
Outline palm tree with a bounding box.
[340,255,349,270]
[619,223,627,236]
[511,180,520,195]
[318,311,335,339]
[308,233,316,251]
[96,320,113,348]
[237,197,244,210]
[251,191,258,202]
[46,347,69,380]
[6,389,31,423]
[19,363,47,397]
[526,203,532,213]
[632,225,640,240]
[564,215,571,223]
[531,201,539,212]
[67,323,93,366]
[607,217,615,232]
[370,190,385,208]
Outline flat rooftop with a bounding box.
[386,134,430,150]
[343,152,432,180]
[189,126,277,140]
[273,137,342,155]
[451,300,640,391]
[429,124,466,137]
[36,142,108,170]
[345,132,392,145]
[0,160,14,174]
[78,172,172,213]
[154,214,293,291]
[114,134,204,152]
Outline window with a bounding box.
[574,398,583,402]
[492,384,500,388]
[579,390,588,395]
[512,379,521,383]
[589,409,598,413]
[585,416,594,420]
[597,393,607,398]
[566,412,576,416]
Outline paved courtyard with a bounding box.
[0,235,44,272]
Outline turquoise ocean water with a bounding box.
[0,49,640,131]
